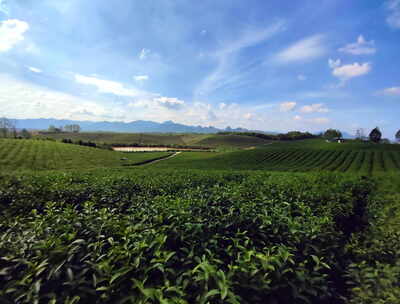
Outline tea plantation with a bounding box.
[153,139,400,174]
[0,138,399,303]
[0,139,172,172]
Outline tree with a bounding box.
[0,118,16,138]
[64,124,81,133]
[21,129,31,139]
[355,128,366,140]
[369,127,382,143]
[323,129,342,140]
[396,130,400,143]
[48,125,62,133]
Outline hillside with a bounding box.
[38,132,273,149]
[0,139,171,172]
[153,139,400,174]
[189,134,273,149]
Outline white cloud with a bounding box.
[331,62,371,81]
[328,58,341,69]
[293,115,330,124]
[379,86,400,96]
[300,103,329,113]
[386,0,400,29]
[338,35,376,55]
[279,101,297,112]
[200,29,207,35]
[28,67,42,73]
[297,74,307,81]
[275,34,326,63]
[0,19,29,52]
[75,74,146,97]
[0,74,125,121]
[243,113,254,120]
[139,48,150,60]
[219,102,227,110]
[154,97,185,109]
[310,117,330,124]
[134,75,149,82]
[25,43,40,55]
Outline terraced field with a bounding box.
[0,139,171,172]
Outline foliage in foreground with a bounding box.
[0,169,398,303]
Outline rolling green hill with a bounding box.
[37,132,273,149]
[153,139,400,174]
[38,132,190,146]
[189,134,272,149]
[0,139,171,172]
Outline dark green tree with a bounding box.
[323,129,342,140]
[369,127,382,143]
[21,129,31,139]
[396,130,400,143]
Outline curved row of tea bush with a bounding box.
[0,139,171,171]
[0,169,398,303]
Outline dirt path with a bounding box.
[128,151,181,166]
[148,151,181,164]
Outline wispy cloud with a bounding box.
[385,0,400,29]
[293,115,330,124]
[139,48,150,60]
[28,66,42,73]
[299,103,329,113]
[75,74,147,97]
[378,86,400,96]
[275,34,326,63]
[134,75,149,82]
[0,19,29,52]
[194,20,285,99]
[297,74,307,81]
[338,35,376,55]
[0,0,9,15]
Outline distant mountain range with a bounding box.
[12,118,355,137]
[13,118,266,134]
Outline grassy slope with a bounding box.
[38,132,190,146]
[153,139,400,174]
[189,134,272,149]
[38,132,273,149]
[0,139,171,172]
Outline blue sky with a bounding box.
[0,0,399,137]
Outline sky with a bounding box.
[0,0,399,137]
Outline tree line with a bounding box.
[47,124,81,133]
[217,131,316,141]
[0,118,31,139]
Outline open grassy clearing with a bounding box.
[0,139,171,172]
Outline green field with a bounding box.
[38,132,273,149]
[152,139,400,174]
[0,139,171,171]
[0,137,399,303]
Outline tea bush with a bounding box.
[0,169,397,303]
